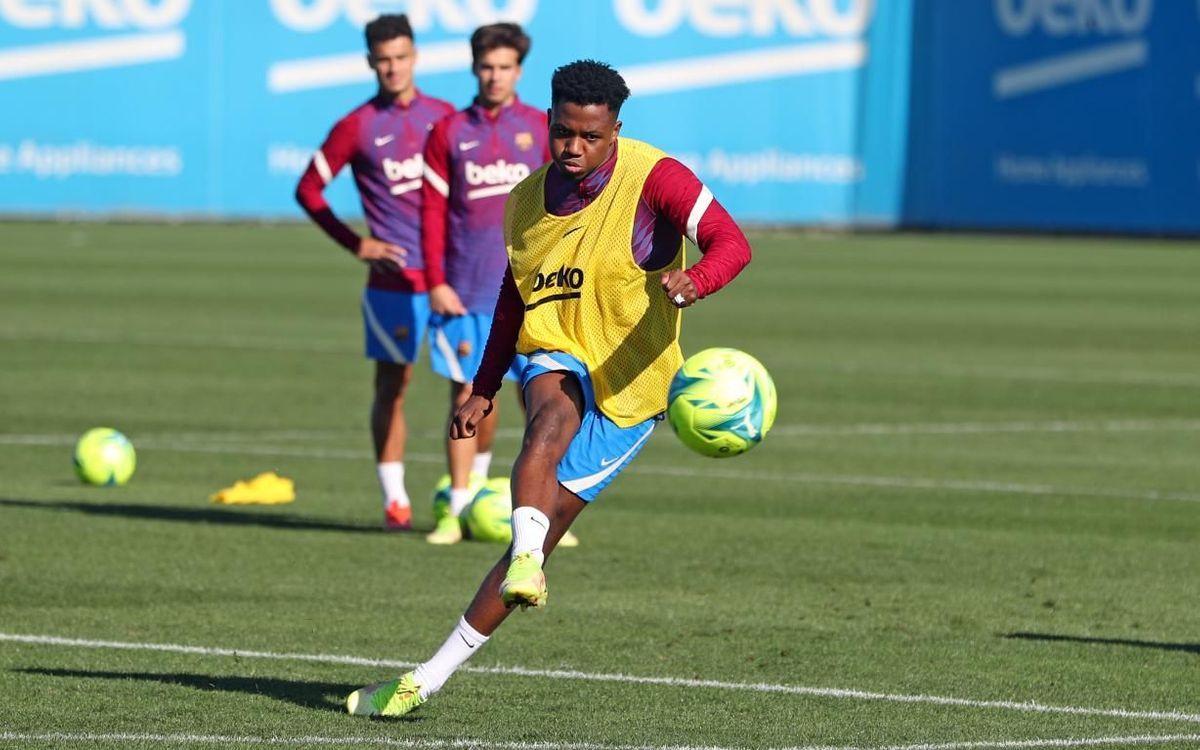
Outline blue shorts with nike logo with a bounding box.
[521,351,658,502]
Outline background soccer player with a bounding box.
[419,23,552,545]
[346,59,752,717]
[295,14,453,530]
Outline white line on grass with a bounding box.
[2,633,1199,726]
[6,328,1200,389]
[2,732,1199,750]
[626,465,1200,504]
[3,432,1198,504]
[12,415,1200,447]
[874,734,1200,749]
[766,419,1200,437]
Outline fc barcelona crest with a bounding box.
[515,132,533,151]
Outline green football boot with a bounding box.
[499,552,547,609]
[425,513,464,545]
[345,671,425,717]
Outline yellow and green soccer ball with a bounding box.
[464,477,513,543]
[73,427,137,486]
[667,348,777,458]
[431,472,486,523]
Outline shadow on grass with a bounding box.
[0,497,392,535]
[18,667,423,721]
[1004,631,1200,656]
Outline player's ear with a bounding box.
[613,120,622,138]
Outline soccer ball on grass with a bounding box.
[465,477,513,543]
[667,348,776,458]
[73,427,137,486]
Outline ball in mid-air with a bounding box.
[667,348,777,458]
[465,477,513,543]
[73,427,137,486]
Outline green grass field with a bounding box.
[1,221,1198,749]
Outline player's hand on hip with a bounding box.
[451,395,494,439]
[661,270,697,308]
[356,236,407,270]
[430,283,468,316]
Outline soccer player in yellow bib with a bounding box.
[345,59,752,718]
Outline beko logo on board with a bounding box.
[614,0,873,37]
[0,0,191,81]
[996,0,1151,36]
[266,0,536,93]
[992,0,1152,99]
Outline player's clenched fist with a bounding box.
[451,395,494,439]
[661,269,697,308]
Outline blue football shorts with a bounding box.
[362,288,430,364]
[429,312,526,384]
[520,351,658,503]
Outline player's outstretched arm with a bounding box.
[451,396,494,439]
[468,267,524,400]
[644,157,751,303]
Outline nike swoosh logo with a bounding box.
[562,226,584,238]
[458,140,480,151]
[374,134,395,147]
[599,456,620,467]
[458,632,476,649]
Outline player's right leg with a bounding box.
[363,288,429,531]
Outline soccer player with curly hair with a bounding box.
[346,59,752,718]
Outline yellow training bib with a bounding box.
[505,139,684,427]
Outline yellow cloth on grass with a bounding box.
[210,471,295,505]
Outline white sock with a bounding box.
[448,487,474,517]
[377,462,409,508]
[471,451,493,478]
[413,616,489,699]
[511,506,550,564]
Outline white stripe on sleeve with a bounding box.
[423,165,450,198]
[686,185,714,245]
[313,150,333,184]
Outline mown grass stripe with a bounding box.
[2,732,1200,750]
[3,633,1199,726]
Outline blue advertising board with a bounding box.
[905,0,1200,234]
[0,0,911,226]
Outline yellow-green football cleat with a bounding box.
[558,529,580,548]
[425,514,463,545]
[345,672,425,717]
[500,552,547,609]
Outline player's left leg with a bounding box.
[363,289,428,531]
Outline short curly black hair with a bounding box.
[551,60,631,115]
[365,14,413,49]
